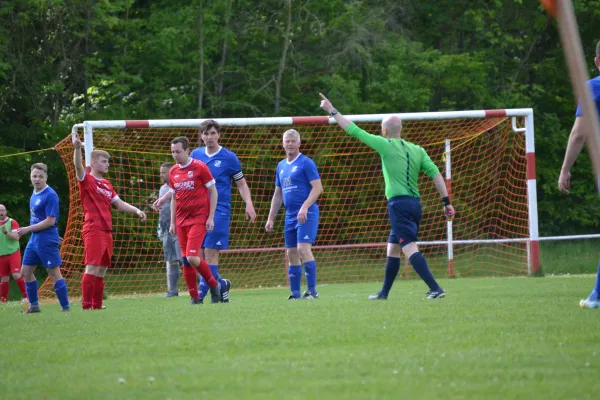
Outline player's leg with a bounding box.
[580,260,600,308]
[391,197,444,299]
[297,211,319,299]
[40,242,70,311]
[163,234,180,298]
[185,224,220,303]
[368,240,402,300]
[81,231,110,310]
[8,251,27,302]
[0,254,11,302]
[21,242,41,312]
[285,219,302,299]
[0,275,9,303]
[198,217,230,302]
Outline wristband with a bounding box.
[330,109,338,116]
[442,197,451,206]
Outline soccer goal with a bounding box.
[40,109,537,298]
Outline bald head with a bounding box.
[382,115,403,138]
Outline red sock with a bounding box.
[15,277,27,298]
[81,273,95,310]
[0,281,9,302]
[182,266,200,299]
[196,258,217,288]
[92,276,105,309]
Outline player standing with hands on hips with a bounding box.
[319,93,454,300]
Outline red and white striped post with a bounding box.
[524,111,540,274]
[445,139,454,278]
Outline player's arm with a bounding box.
[113,199,147,220]
[266,187,283,232]
[206,184,218,232]
[16,216,56,237]
[558,117,587,194]
[319,93,389,154]
[298,179,323,223]
[72,131,85,180]
[152,190,173,211]
[421,148,454,218]
[235,177,257,223]
[169,190,176,235]
[2,220,20,241]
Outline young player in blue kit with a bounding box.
[266,129,323,300]
[18,163,70,313]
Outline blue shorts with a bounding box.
[202,215,230,250]
[22,241,62,268]
[284,210,319,248]
[387,196,422,247]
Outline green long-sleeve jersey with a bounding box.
[346,122,440,199]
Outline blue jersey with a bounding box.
[29,185,60,245]
[190,146,243,215]
[275,153,320,216]
[576,76,600,117]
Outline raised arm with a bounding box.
[319,93,389,154]
[265,187,283,232]
[235,178,257,223]
[559,117,587,194]
[72,131,85,180]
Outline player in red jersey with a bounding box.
[0,204,27,303]
[72,132,147,310]
[169,136,221,304]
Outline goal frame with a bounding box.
[71,107,539,275]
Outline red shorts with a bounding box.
[0,250,21,276]
[177,224,207,258]
[83,230,113,267]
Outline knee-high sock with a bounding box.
[182,266,200,299]
[195,258,217,288]
[381,257,401,297]
[288,265,302,298]
[304,261,317,295]
[409,252,440,291]
[0,281,9,301]
[15,277,27,298]
[200,264,226,299]
[92,276,104,309]
[25,280,39,306]
[54,279,70,309]
[81,273,95,310]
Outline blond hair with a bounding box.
[91,150,111,161]
[283,129,301,140]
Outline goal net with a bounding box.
[40,109,538,298]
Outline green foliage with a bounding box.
[1,0,600,235]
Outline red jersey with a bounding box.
[78,172,118,232]
[169,159,215,227]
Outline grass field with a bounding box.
[1,275,599,400]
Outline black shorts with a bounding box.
[387,196,422,247]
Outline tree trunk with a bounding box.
[216,0,233,98]
[274,0,292,115]
[198,0,205,116]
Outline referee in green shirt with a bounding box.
[319,93,455,300]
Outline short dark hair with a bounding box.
[31,163,48,174]
[171,136,190,150]
[161,162,174,169]
[199,119,221,135]
[596,39,600,61]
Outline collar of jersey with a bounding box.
[178,159,193,168]
[204,146,223,158]
[33,185,49,195]
[286,153,302,165]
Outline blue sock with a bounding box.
[304,261,317,295]
[182,257,190,267]
[209,264,227,288]
[25,280,39,306]
[409,252,440,291]
[198,278,209,300]
[53,279,70,309]
[381,257,401,297]
[288,265,302,298]
[589,261,600,301]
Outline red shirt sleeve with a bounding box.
[11,220,19,230]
